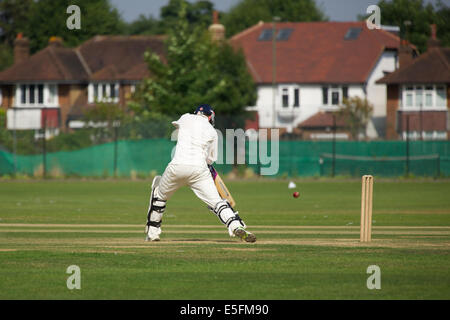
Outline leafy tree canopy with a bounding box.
[125,0,215,36]
[0,0,33,47]
[338,97,374,141]
[365,0,449,52]
[0,0,125,54]
[129,3,256,126]
[26,0,125,53]
[222,0,327,38]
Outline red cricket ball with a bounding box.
[293,191,300,198]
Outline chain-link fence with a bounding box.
[0,114,449,178]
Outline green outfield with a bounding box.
[0,179,449,299]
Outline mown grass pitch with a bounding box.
[0,179,449,299]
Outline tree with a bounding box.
[83,102,128,144]
[130,3,256,127]
[125,14,162,35]
[0,0,33,47]
[434,0,450,48]
[160,0,214,31]
[337,97,374,140]
[23,0,126,53]
[222,0,327,38]
[126,0,215,36]
[0,43,13,71]
[371,0,449,52]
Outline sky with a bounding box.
[110,0,448,23]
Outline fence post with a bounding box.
[405,115,410,177]
[113,121,120,178]
[319,157,323,177]
[436,154,440,179]
[43,112,47,179]
[13,111,17,176]
[331,114,336,177]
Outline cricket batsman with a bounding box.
[145,104,256,243]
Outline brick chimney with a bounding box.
[48,36,64,48]
[427,24,441,50]
[398,39,414,69]
[208,11,225,42]
[13,33,29,65]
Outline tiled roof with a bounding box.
[120,63,150,81]
[0,45,88,83]
[377,47,450,84]
[231,21,404,84]
[298,111,348,128]
[77,35,165,79]
[0,35,166,83]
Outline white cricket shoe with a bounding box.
[233,227,256,243]
[145,226,161,242]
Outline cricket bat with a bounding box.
[208,165,236,208]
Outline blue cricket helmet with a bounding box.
[194,104,215,126]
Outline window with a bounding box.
[322,87,328,105]
[258,28,293,41]
[89,83,119,103]
[276,28,293,41]
[38,85,44,104]
[21,85,26,104]
[16,84,56,106]
[29,85,35,104]
[93,84,98,99]
[436,86,446,107]
[405,86,413,107]
[330,86,340,105]
[342,86,348,100]
[110,84,117,98]
[282,88,289,107]
[344,27,362,40]
[402,85,446,109]
[322,85,350,106]
[258,29,273,41]
[294,88,300,107]
[331,91,339,105]
[425,86,433,107]
[47,84,57,104]
[415,86,423,107]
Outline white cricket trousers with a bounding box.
[155,163,222,208]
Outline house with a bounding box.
[230,21,417,139]
[377,25,449,140]
[0,33,165,136]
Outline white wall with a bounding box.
[252,84,365,131]
[365,50,398,138]
[7,109,42,130]
[366,51,397,117]
[249,50,397,139]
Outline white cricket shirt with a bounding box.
[170,113,218,167]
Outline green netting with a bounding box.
[320,155,441,177]
[0,140,449,177]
